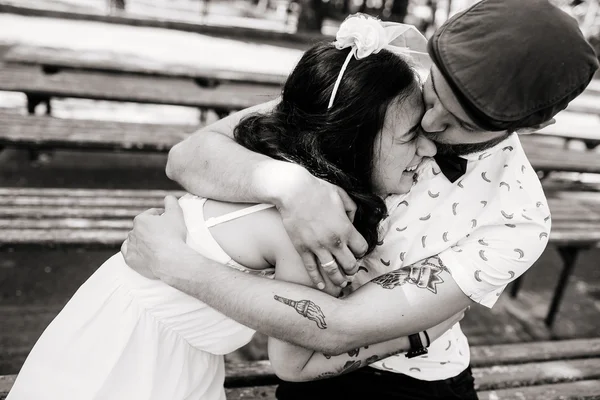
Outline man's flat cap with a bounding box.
[428,0,599,131]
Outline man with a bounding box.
[122,1,599,399]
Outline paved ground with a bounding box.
[0,10,599,375]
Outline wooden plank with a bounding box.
[521,140,600,174]
[0,187,185,198]
[473,358,600,391]
[0,193,171,208]
[0,206,149,219]
[0,375,16,400]
[226,385,276,400]
[538,120,600,143]
[567,93,600,115]
[0,218,132,230]
[0,188,599,247]
[0,4,328,49]
[3,112,600,175]
[478,379,600,400]
[0,112,196,152]
[0,64,280,111]
[469,338,600,367]
[0,228,128,247]
[4,45,287,86]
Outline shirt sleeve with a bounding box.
[438,200,551,308]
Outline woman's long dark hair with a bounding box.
[234,42,418,254]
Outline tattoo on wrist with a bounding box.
[274,295,327,329]
[370,255,450,294]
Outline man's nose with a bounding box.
[417,135,437,157]
[421,106,446,134]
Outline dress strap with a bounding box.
[205,204,275,228]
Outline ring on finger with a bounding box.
[320,260,336,268]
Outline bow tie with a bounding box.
[433,154,468,183]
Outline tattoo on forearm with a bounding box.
[315,349,405,380]
[348,348,360,357]
[274,295,327,329]
[371,255,450,294]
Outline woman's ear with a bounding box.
[514,118,556,135]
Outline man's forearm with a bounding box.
[161,252,355,354]
[166,100,290,203]
[167,132,274,201]
[158,252,464,355]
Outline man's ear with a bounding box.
[514,118,556,135]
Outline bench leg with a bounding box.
[215,109,230,119]
[510,275,525,298]
[26,94,52,116]
[544,246,581,327]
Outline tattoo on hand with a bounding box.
[371,255,449,294]
[274,295,327,329]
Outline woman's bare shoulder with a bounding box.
[204,199,299,270]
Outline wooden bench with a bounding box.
[3,45,288,87]
[0,62,280,118]
[0,188,184,249]
[0,187,599,327]
[1,338,600,399]
[1,111,600,176]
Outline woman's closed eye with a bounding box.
[395,123,421,144]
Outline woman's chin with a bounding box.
[388,174,415,195]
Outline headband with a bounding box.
[328,14,431,109]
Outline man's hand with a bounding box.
[266,164,369,289]
[121,195,193,279]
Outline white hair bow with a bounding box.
[328,14,431,109]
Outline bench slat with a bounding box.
[473,358,600,391]
[0,218,132,229]
[225,386,276,400]
[4,45,288,86]
[0,188,599,247]
[1,110,599,175]
[478,379,600,400]
[0,206,146,219]
[469,338,600,367]
[522,143,600,174]
[0,64,280,111]
[0,195,169,208]
[0,229,128,246]
[0,111,195,152]
[0,187,185,198]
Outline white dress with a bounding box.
[7,195,275,400]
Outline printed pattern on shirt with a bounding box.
[348,134,550,381]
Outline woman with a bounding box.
[8,15,451,400]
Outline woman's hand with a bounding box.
[262,162,369,289]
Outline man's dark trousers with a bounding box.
[276,365,479,400]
